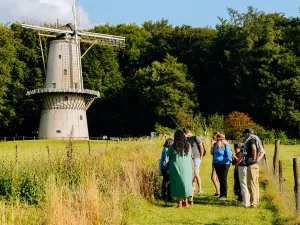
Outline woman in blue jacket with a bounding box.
[160,138,173,201]
[212,133,232,200]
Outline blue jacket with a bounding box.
[213,144,232,165]
[160,147,169,170]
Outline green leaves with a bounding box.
[131,55,196,127]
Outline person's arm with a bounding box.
[164,149,169,164]
[223,144,232,163]
[199,143,204,160]
[210,141,215,155]
[237,152,244,163]
[232,153,239,161]
[256,151,265,162]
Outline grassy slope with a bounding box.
[0,140,298,225]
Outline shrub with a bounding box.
[207,113,225,133]
[224,111,254,139]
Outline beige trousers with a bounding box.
[247,164,259,207]
[238,166,250,207]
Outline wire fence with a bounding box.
[262,140,299,222]
[0,136,158,142]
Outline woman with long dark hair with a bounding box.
[167,130,193,208]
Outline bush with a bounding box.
[224,111,255,139]
[155,123,175,136]
[207,113,225,133]
[0,178,12,198]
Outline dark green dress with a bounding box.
[167,144,193,198]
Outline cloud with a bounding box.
[0,0,95,29]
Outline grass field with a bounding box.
[0,139,299,224]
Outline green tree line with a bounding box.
[1,7,300,137]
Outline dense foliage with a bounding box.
[1,7,300,137]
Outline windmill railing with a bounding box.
[26,88,100,97]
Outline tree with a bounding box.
[130,55,197,130]
[224,111,254,139]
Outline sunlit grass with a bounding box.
[0,140,298,224]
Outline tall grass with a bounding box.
[0,140,299,224]
[0,139,161,224]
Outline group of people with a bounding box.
[160,128,265,208]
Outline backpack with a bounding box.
[194,136,206,156]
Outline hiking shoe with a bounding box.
[197,190,203,194]
[219,197,227,201]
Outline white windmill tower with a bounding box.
[23,1,125,139]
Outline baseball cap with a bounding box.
[243,128,254,134]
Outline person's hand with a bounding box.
[247,158,255,163]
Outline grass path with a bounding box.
[127,143,299,225]
[128,194,275,225]
[127,180,277,225]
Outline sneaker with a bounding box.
[197,190,203,194]
[213,193,219,196]
[219,197,227,201]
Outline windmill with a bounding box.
[23,0,125,139]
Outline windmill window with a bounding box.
[52,83,56,88]
[80,115,83,120]
[56,130,61,133]
[64,96,68,101]
[64,69,67,75]
[59,55,61,59]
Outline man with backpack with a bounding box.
[242,128,265,208]
[183,128,205,194]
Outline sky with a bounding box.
[0,0,299,29]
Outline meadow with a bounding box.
[0,139,299,225]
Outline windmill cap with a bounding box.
[243,128,254,134]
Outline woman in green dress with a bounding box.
[167,130,193,208]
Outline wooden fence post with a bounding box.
[88,140,91,155]
[293,158,300,221]
[15,145,18,165]
[279,160,283,194]
[273,140,280,176]
[47,145,50,157]
[261,141,268,170]
[105,140,109,151]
